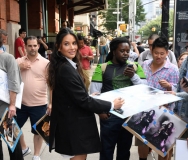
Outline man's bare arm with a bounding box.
[18,47,25,57]
[8,91,17,119]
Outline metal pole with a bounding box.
[41,0,46,34]
[129,0,132,40]
[117,0,119,37]
[132,0,136,41]
[161,0,169,40]
[120,1,123,21]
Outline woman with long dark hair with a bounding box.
[134,110,155,135]
[47,28,124,160]
[150,122,174,152]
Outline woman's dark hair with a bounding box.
[147,110,155,117]
[152,37,169,51]
[166,122,174,129]
[105,37,130,62]
[61,20,70,28]
[47,28,83,90]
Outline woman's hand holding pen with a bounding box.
[113,97,125,109]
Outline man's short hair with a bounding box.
[148,34,159,41]
[24,36,37,45]
[152,37,169,51]
[19,28,26,35]
[0,29,7,47]
[0,29,8,36]
[77,35,84,41]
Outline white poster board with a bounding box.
[175,139,188,160]
[0,69,23,109]
[93,84,182,119]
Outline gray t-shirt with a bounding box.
[0,52,22,118]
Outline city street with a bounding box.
[2,64,174,160]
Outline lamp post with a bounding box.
[117,0,120,36]
[161,0,169,40]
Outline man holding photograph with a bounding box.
[0,29,23,160]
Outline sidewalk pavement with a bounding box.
[2,64,173,160]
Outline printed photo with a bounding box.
[33,114,50,145]
[0,109,22,152]
[124,106,188,157]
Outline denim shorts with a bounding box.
[16,104,47,134]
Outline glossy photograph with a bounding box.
[123,106,188,157]
[0,109,22,152]
[33,114,50,145]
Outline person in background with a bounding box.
[78,35,94,91]
[138,37,179,160]
[166,56,188,151]
[98,36,109,64]
[90,37,146,160]
[38,36,48,58]
[129,42,140,62]
[60,20,70,30]
[177,52,188,68]
[105,39,139,63]
[0,30,7,53]
[16,36,50,160]
[47,28,124,160]
[0,29,23,160]
[136,42,145,54]
[15,28,27,58]
[123,36,139,62]
[138,34,177,66]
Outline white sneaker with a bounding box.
[32,156,41,160]
[22,147,31,157]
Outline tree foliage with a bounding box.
[138,10,174,38]
[98,0,146,31]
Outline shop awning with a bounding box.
[68,0,108,15]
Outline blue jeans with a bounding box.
[100,114,133,160]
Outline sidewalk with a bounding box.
[2,64,172,160]
[2,117,158,160]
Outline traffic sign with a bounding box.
[112,12,120,14]
[118,21,125,24]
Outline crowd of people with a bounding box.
[0,26,188,160]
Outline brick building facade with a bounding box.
[0,0,107,56]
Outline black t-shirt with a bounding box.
[38,44,46,58]
[137,46,145,54]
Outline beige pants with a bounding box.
[82,69,90,92]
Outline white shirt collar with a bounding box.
[65,57,77,69]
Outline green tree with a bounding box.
[98,0,146,31]
[138,10,174,38]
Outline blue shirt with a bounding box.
[0,45,6,52]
